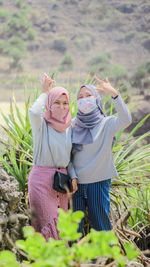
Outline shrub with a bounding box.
[118,80,131,102]
[8,13,31,32]
[15,0,23,8]
[109,64,128,81]
[0,2,35,69]
[0,9,9,20]
[143,77,150,88]
[0,37,27,68]
[27,28,36,40]
[0,95,33,193]
[87,51,111,76]
[0,209,139,266]
[59,53,74,71]
[131,61,150,87]
[87,51,111,66]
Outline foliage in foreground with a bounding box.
[0,209,139,267]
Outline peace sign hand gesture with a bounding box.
[94,75,118,98]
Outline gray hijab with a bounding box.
[72,84,106,153]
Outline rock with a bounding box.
[127,99,150,142]
[142,39,150,53]
[142,4,150,13]
[0,168,29,250]
[52,4,59,10]
[116,4,136,14]
[0,200,8,215]
[27,43,40,51]
[0,169,22,208]
[51,39,67,53]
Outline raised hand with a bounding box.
[94,75,118,97]
[42,74,54,94]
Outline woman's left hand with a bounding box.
[94,75,118,98]
[72,178,78,194]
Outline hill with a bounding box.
[0,0,150,100]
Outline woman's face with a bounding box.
[78,87,94,99]
[52,94,69,110]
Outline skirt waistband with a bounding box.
[32,165,66,171]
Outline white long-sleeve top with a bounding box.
[29,93,76,178]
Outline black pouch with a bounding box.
[53,171,73,194]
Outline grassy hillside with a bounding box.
[0,0,150,100]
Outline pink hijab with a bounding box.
[43,87,71,133]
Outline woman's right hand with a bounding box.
[72,178,78,194]
[42,75,54,94]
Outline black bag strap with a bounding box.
[46,123,57,167]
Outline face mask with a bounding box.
[51,106,68,121]
[77,97,97,114]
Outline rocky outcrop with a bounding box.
[0,168,29,251]
[127,97,150,142]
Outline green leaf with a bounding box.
[124,242,139,260]
[0,250,20,267]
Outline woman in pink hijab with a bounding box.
[28,74,78,241]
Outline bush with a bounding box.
[109,64,128,81]
[87,51,112,76]
[27,28,36,40]
[8,13,31,32]
[0,2,35,69]
[87,51,111,66]
[0,37,27,68]
[0,9,9,20]
[143,77,150,88]
[0,209,139,266]
[131,61,150,87]
[59,53,74,71]
[0,36,27,67]
[15,0,23,8]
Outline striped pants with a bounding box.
[72,179,112,234]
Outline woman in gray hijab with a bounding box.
[69,75,132,233]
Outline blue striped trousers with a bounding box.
[72,179,112,234]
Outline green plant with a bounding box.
[0,2,35,69]
[0,9,9,20]
[15,0,23,8]
[87,51,111,66]
[143,77,150,88]
[126,183,150,229]
[8,12,31,32]
[87,51,112,76]
[59,54,74,71]
[0,37,27,68]
[110,64,128,81]
[0,209,139,266]
[131,61,150,87]
[27,28,36,40]
[0,95,33,193]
